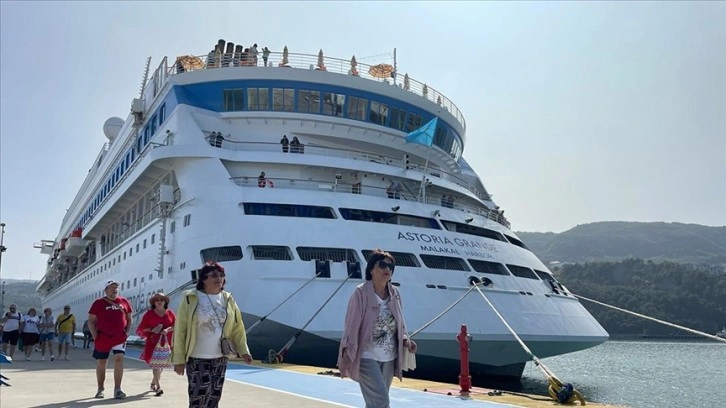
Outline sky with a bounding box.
[1,1,724,281]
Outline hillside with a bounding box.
[516,222,726,266]
[1,279,42,314]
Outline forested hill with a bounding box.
[516,222,726,266]
[556,259,726,336]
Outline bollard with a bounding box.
[456,324,472,395]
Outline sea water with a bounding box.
[514,340,726,408]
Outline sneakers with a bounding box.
[50,355,56,361]
[114,390,127,399]
[41,356,45,361]
[63,355,70,361]
[95,389,105,399]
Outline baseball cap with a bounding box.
[103,279,120,291]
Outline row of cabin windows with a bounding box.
[242,203,527,250]
[78,103,167,229]
[221,87,462,160]
[71,213,192,289]
[199,245,552,282]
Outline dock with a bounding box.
[0,347,619,407]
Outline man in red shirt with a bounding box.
[88,280,133,399]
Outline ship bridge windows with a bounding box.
[369,101,389,126]
[505,264,540,280]
[420,255,470,271]
[298,90,321,113]
[250,245,293,260]
[389,107,406,131]
[362,250,420,268]
[200,246,243,262]
[272,88,295,112]
[339,208,440,229]
[347,96,368,121]
[405,113,424,132]
[223,89,245,111]
[504,235,529,250]
[441,221,508,242]
[296,247,358,263]
[468,259,510,275]
[323,92,345,116]
[242,203,336,219]
[247,88,269,110]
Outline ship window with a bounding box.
[389,107,406,131]
[247,88,269,110]
[223,89,245,111]
[362,250,420,268]
[183,214,191,227]
[200,246,243,262]
[339,208,440,229]
[369,101,389,126]
[504,235,528,250]
[441,221,507,242]
[297,90,320,113]
[322,92,344,117]
[134,277,137,287]
[159,103,166,123]
[170,221,175,233]
[297,247,358,263]
[405,113,423,132]
[242,203,335,219]
[250,245,293,260]
[272,88,295,111]
[347,96,368,120]
[506,264,540,280]
[136,243,140,252]
[143,239,147,249]
[468,260,510,275]
[151,234,155,244]
[420,255,470,271]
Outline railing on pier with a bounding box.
[167,50,466,131]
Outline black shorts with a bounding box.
[21,332,40,347]
[2,330,20,345]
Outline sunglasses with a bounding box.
[377,260,395,271]
[207,272,225,278]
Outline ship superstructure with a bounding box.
[36,42,608,380]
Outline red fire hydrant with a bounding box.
[456,324,472,395]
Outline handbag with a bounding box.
[206,293,237,357]
[402,347,417,371]
[148,334,173,369]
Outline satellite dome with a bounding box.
[103,117,124,140]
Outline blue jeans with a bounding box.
[358,358,395,408]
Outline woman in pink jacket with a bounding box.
[337,249,417,408]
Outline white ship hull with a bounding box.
[37,45,608,380]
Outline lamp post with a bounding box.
[0,222,6,313]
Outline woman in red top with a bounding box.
[136,293,176,396]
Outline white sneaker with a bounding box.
[64,356,70,361]
[50,355,56,361]
[41,356,45,361]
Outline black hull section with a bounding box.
[244,314,527,381]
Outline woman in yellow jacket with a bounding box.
[171,262,253,408]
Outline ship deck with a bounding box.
[0,347,620,407]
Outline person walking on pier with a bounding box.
[136,292,176,396]
[39,308,56,361]
[88,280,133,399]
[55,305,76,360]
[338,249,417,408]
[1,304,22,358]
[172,262,253,408]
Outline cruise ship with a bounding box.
[36,40,608,381]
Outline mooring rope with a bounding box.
[408,284,479,338]
[574,293,726,344]
[246,271,321,335]
[267,272,355,363]
[473,284,586,405]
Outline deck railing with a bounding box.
[167,50,466,130]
